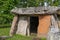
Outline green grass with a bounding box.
[0,26,46,40]
[7,35,33,40]
[0,24,11,27]
[0,27,33,40]
[0,27,10,36]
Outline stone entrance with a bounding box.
[30,16,39,35]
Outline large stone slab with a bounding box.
[16,16,30,36]
[37,15,51,37]
[10,15,18,36]
[47,15,59,40]
[47,32,60,40]
[11,6,60,15]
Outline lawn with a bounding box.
[0,26,46,40]
[0,26,33,40]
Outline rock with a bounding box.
[16,16,30,36]
[0,36,12,40]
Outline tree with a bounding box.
[0,0,60,24]
[0,0,16,24]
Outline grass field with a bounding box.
[0,27,33,40]
[0,26,46,40]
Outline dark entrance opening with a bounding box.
[30,16,39,35]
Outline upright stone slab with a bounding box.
[47,15,59,40]
[10,15,18,36]
[47,32,60,40]
[37,15,51,37]
[16,16,30,36]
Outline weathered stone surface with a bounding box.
[50,15,59,33]
[37,15,51,37]
[16,16,30,36]
[10,15,18,36]
[47,32,60,40]
[11,6,60,15]
[0,36,11,40]
[47,15,59,40]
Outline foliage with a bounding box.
[16,0,44,7]
[16,0,60,7]
[0,0,15,24]
[0,0,60,24]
